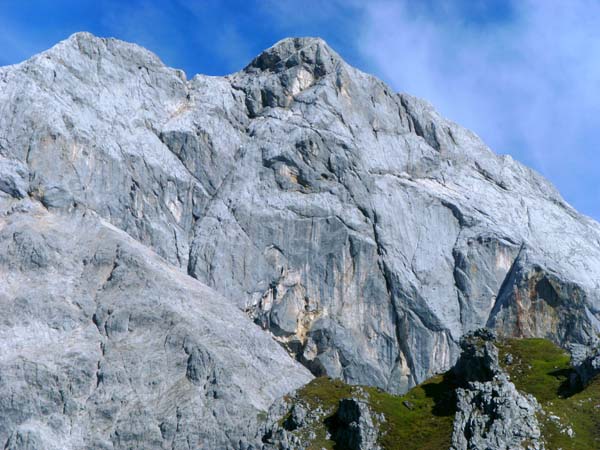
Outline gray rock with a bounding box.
[402,400,414,410]
[331,398,382,450]
[1,31,600,400]
[453,328,500,382]
[262,393,381,450]
[0,200,311,449]
[570,342,600,387]
[451,331,544,450]
[452,381,543,450]
[0,157,29,199]
[261,396,307,450]
[286,403,308,430]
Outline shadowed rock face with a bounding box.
[1,32,600,404]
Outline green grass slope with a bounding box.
[498,338,600,449]
[282,337,600,449]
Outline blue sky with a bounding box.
[1,0,598,220]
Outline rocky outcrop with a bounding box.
[262,391,381,450]
[1,30,600,403]
[570,341,600,387]
[452,381,543,450]
[261,396,316,450]
[451,331,544,450]
[331,398,382,450]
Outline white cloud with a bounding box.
[356,0,600,218]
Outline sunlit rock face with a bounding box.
[1,32,600,415]
[0,201,312,449]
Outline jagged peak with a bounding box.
[36,31,166,70]
[65,31,99,44]
[244,36,344,76]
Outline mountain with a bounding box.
[1,32,599,449]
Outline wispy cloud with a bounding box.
[356,0,600,218]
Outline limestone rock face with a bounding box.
[0,199,311,449]
[1,32,600,402]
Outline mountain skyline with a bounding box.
[1,0,598,221]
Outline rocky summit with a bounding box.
[1,32,600,449]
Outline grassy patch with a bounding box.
[368,373,456,450]
[497,338,572,402]
[293,374,456,450]
[498,338,600,449]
